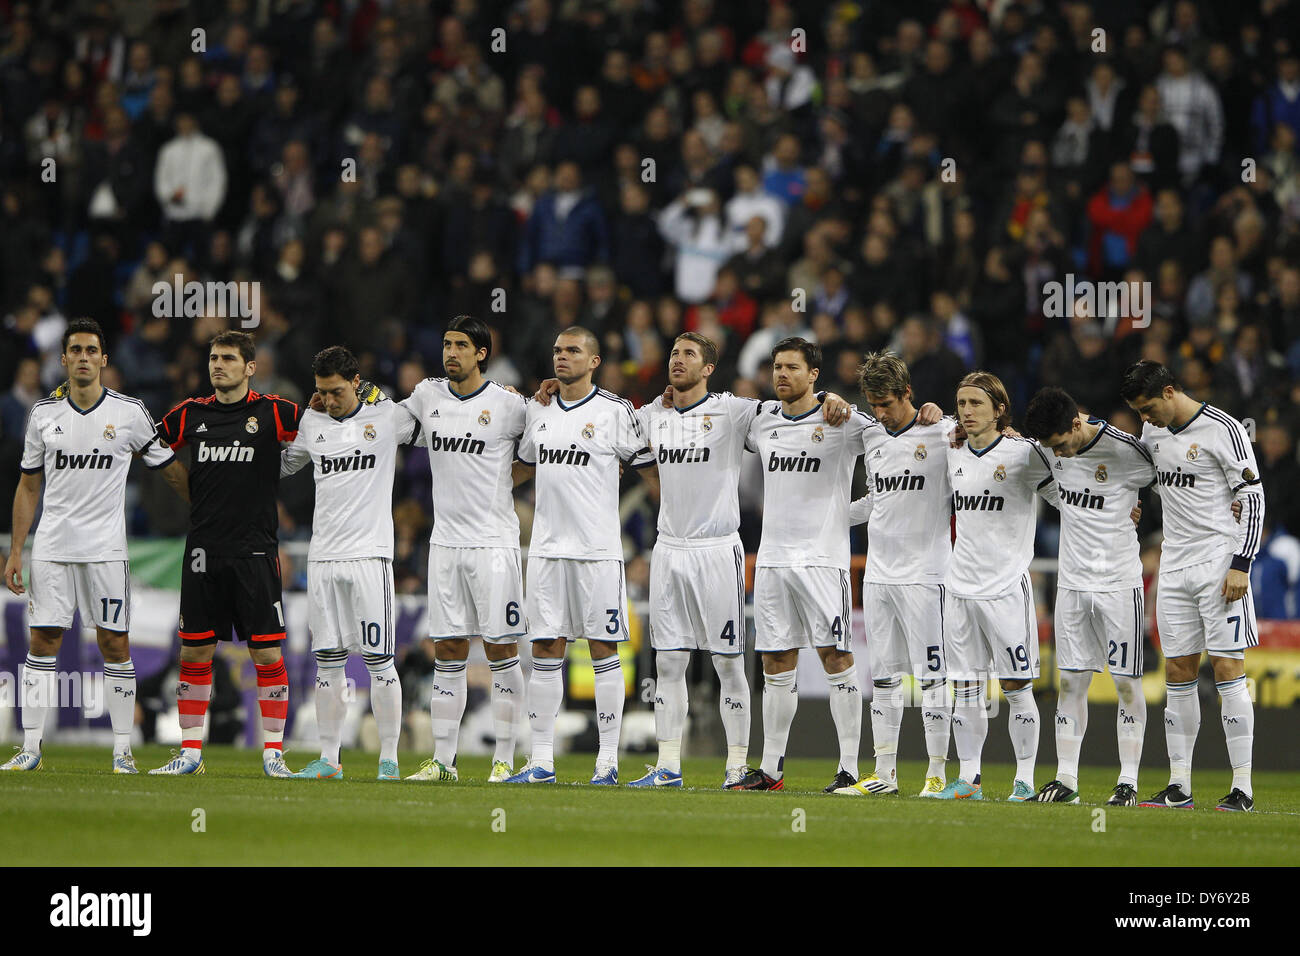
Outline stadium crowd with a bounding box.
[2,0,1300,615]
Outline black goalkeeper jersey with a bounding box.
[157,389,302,557]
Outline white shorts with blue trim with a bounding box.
[649,535,746,654]
[864,581,946,679]
[427,544,527,643]
[753,565,852,653]
[526,556,628,643]
[1157,553,1256,661]
[308,558,395,654]
[1055,586,1145,678]
[945,572,1040,681]
[28,559,130,633]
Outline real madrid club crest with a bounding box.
[812,425,825,443]
[582,422,595,439]
[245,416,259,434]
[993,463,1006,481]
[1186,443,1199,461]
[1094,463,1108,482]
[478,409,491,426]
[363,423,376,441]
[914,443,926,461]
[103,424,116,441]
[701,415,713,432]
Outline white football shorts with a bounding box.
[1156,553,1256,661]
[28,559,130,633]
[944,572,1040,680]
[1055,586,1145,678]
[753,565,853,653]
[649,535,746,655]
[526,556,629,643]
[308,558,395,654]
[427,544,527,643]
[864,581,946,679]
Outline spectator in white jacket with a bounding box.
[658,188,731,304]
[1155,43,1223,184]
[154,111,227,259]
[724,164,784,252]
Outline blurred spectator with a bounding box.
[154,111,227,261]
[1086,161,1153,278]
[658,187,728,304]
[1156,43,1223,186]
[517,161,608,277]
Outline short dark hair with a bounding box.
[673,331,718,368]
[1119,360,1178,402]
[210,330,256,364]
[557,325,600,356]
[445,314,492,370]
[62,317,106,353]
[1023,386,1079,441]
[312,345,359,381]
[771,336,820,370]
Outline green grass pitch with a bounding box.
[2,746,1297,865]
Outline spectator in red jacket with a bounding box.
[1086,160,1152,279]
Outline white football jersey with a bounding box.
[518,386,652,561]
[946,434,1055,598]
[748,401,871,571]
[402,378,527,547]
[1051,420,1156,591]
[636,391,761,540]
[1141,403,1264,573]
[281,400,419,560]
[860,414,955,584]
[21,388,174,561]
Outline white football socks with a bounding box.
[1004,685,1039,787]
[1055,670,1091,790]
[489,654,524,766]
[1164,678,1200,791]
[20,654,56,754]
[527,657,565,770]
[102,659,136,756]
[1114,674,1146,788]
[592,653,625,766]
[825,666,861,779]
[921,679,951,779]
[952,681,987,783]
[313,650,348,765]
[760,668,797,778]
[870,677,902,781]
[1217,675,1253,798]
[653,650,690,773]
[711,652,750,770]
[364,654,402,764]
[431,659,467,767]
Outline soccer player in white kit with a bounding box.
[399,316,529,783]
[1023,386,1156,806]
[1121,361,1264,812]
[279,345,418,781]
[737,337,871,793]
[839,352,956,798]
[624,333,851,789]
[628,332,758,788]
[3,319,188,773]
[941,371,1056,802]
[508,327,656,785]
